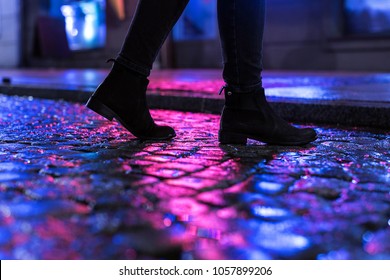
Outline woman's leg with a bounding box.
[218,0,265,93]
[117,0,190,77]
[217,0,317,145]
[86,0,189,140]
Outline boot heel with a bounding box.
[86,97,115,121]
[218,130,247,144]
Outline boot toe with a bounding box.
[298,128,317,144]
[157,125,176,140]
[269,127,317,146]
[140,125,176,140]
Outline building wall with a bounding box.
[21,0,138,68]
[17,0,390,71]
[262,0,390,72]
[0,0,21,67]
[263,0,331,70]
[176,0,390,72]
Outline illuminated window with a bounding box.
[345,0,390,36]
[48,0,106,51]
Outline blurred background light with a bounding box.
[58,0,106,51]
[345,0,390,35]
[173,0,217,41]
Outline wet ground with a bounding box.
[0,93,389,260]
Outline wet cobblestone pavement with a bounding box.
[0,93,389,260]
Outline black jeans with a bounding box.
[116,0,265,93]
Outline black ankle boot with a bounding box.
[218,87,317,145]
[86,61,175,140]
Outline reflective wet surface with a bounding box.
[2,68,390,102]
[0,94,389,260]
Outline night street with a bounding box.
[0,93,389,260]
[1,0,390,268]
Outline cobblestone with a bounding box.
[0,94,389,260]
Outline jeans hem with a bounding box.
[225,81,263,93]
[116,54,150,77]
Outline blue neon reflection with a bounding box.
[345,0,390,35]
[60,0,106,50]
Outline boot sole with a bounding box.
[218,130,317,146]
[86,96,176,141]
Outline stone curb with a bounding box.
[1,84,390,129]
